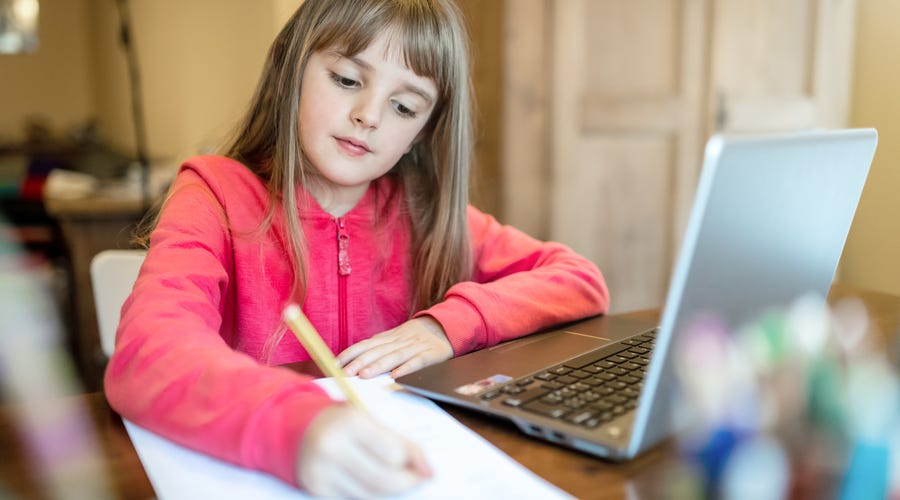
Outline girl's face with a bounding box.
[298,32,438,215]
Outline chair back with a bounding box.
[90,249,146,357]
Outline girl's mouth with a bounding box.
[336,137,371,156]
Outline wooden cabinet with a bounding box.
[45,196,145,391]
[500,0,858,312]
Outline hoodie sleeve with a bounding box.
[418,206,609,355]
[103,159,334,488]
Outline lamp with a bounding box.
[0,0,39,54]
[115,0,150,208]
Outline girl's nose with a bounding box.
[351,93,380,129]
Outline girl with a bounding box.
[104,0,609,497]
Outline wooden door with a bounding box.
[708,0,857,133]
[501,0,857,313]
[503,0,709,312]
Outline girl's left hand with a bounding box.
[337,316,453,379]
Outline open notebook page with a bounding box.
[123,374,572,499]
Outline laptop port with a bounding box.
[548,431,565,442]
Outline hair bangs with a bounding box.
[308,0,458,100]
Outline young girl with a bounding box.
[105,0,609,497]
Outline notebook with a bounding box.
[396,128,878,460]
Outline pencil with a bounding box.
[282,304,368,412]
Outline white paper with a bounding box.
[124,375,573,499]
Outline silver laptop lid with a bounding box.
[630,128,878,454]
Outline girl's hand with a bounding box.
[298,405,432,498]
[338,316,453,378]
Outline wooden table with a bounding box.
[0,392,155,500]
[2,285,898,499]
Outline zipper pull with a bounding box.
[336,218,351,276]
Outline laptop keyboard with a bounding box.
[478,329,658,429]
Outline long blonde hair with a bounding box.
[215,0,473,312]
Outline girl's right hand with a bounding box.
[297,405,432,498]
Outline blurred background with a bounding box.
[1,0,898,393]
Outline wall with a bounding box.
[1,0,283,162]
[3,0,899,297]
[2,0,501,212]
[0,0,93,143]
[841,0,900,296]
[85,0,281,162]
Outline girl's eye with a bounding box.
[330,73,359,89]
[394,102,417,118]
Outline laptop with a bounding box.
[397,128,878,460]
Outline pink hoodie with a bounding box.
[104,155,608,486]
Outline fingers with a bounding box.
[343,339,422,378]
[336,334,393,367]
[358,425,433,481]
[298,406,430,498]
[338,433,426,497]
[405,440,433,478]
[306,443,424,498]
[390,351,438,378]
[363,430,433,485]
[339,318,454,378]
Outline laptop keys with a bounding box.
[566,410,594,425]
[499,386,551,407]
[480,390,502,400]
[491,330,658,429]
[522,400,569,418]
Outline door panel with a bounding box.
[500,0,856,313]
[553,135,674,311]
[550,0,707,312]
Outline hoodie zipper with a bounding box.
[336,217,351,351]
